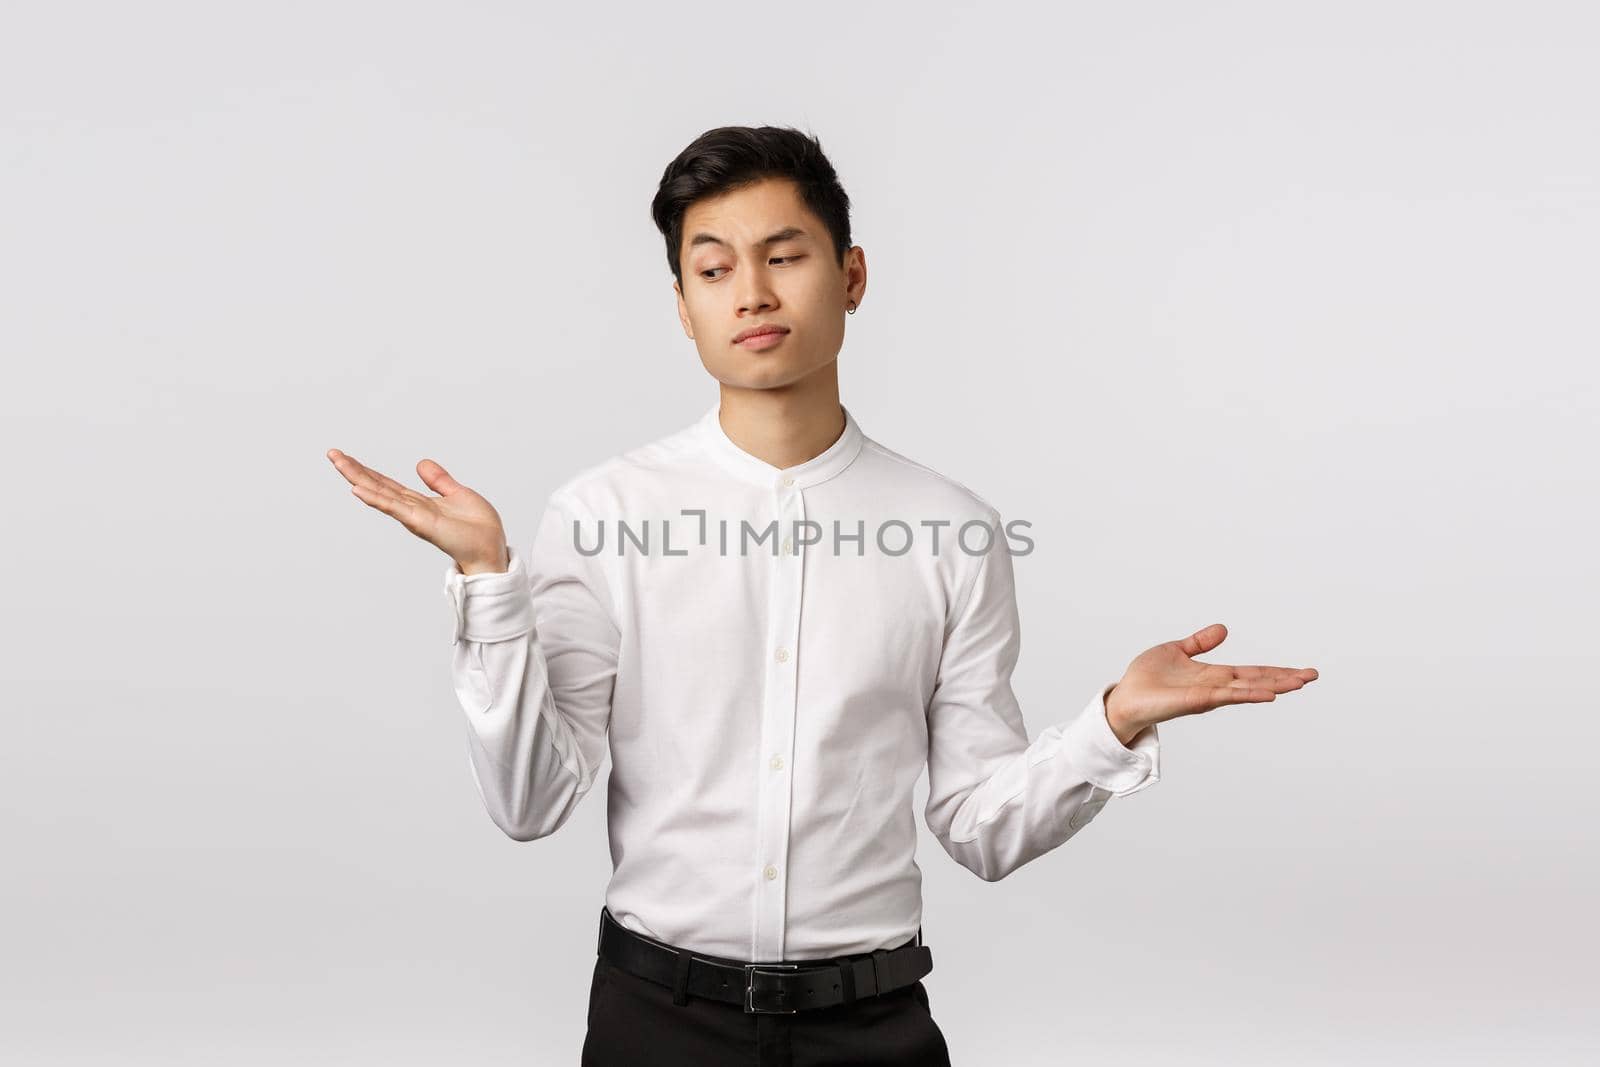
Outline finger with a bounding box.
[349,481,416,523]
[417,458,467,496]
[348,481,398,512]
[1227,665,1282,679]
[327,449,388,491]
[1176,623,1228,658]
[1227,665,1319,683]
[328,450,420,499]
[1224,666,1315,690]
[357,459,421,500]
[1220,680,1290,700]
[1199,683,1275,709]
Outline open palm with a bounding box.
[326,449,509,572]
[1108,623,1318,731]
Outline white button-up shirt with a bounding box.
[442,400,1160,961]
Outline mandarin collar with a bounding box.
[695,399,865,491]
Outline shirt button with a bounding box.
[763,864,778,880]
[775,647,790,663]
[780,475,794,487]
[770,755,784,771]
[781,536,794,555]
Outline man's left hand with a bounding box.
[1104,623,1318,745]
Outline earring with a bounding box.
[847,301,858,314]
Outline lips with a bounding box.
[733,325,789,343]
[735,330,788,351]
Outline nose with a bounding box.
[735,267,778,316]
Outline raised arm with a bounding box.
[327,449,617,841]
[922,513,1160,883]
[442,492,618,840]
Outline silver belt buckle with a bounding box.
[743,962,801,1014]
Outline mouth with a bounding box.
[734,326,790,350]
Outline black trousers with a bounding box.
[580,938,953,1066]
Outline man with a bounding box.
[327,125,1318,1065]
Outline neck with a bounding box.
[716,369,845,470]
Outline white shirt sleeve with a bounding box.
[441,491,619,841]
[922,513,1160,882]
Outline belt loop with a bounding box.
[671,949,693,1006]
[915,925,923,948]
[597,907,607,956]
[871,949,891,995]
[838,958,856,1004]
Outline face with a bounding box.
[673,177,866,393]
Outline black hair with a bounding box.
[650,125,853,290]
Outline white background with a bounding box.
[3,1,1595,1063]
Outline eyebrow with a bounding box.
[687,226,811,253]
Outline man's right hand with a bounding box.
[326,449,510,574]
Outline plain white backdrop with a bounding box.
[3,1,1595,1063]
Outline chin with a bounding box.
[704,351,815,390]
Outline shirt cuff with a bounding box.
[441,546,536,645]
[1060,681,1162,797]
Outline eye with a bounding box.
[699,255,802,280]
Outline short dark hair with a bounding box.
[650,125,853,289]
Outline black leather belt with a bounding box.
[595,907,934,1014]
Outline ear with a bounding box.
[673,280,693,340]
[843,245,867,309]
